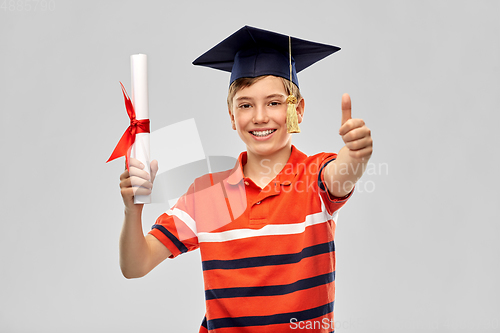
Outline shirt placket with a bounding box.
[245,179,281,226]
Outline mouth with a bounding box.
[250,129,277,137]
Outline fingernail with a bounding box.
[140,163,144,168]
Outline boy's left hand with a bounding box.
[339,93,373,160]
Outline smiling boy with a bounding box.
[229,75,305,188]
[119,26,372,332]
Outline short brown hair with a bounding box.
[227,75,302,112]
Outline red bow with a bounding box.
[106,82,150,170]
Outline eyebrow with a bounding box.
[265,94,287,100]
[235,94,286,102]
[235,96,252,102]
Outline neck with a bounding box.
[244,143,293,188]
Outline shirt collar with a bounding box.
[277,145,307,185]
[226,145,307,186]
[226,151,246,185]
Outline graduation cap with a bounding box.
[193,25,340,133]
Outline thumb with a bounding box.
[341,93,352,126]
[150,159,159,184]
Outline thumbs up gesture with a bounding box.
[338,93,373,160]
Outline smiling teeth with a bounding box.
[252,130,275,137]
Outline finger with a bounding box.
[120,176,153,191]
[344,136,373,151]
[130,176,153,189]
[120,186,135,199]
[120,177,132,189]
[132,187,152,196]
[150,160,159,184]
[348,146,373,160]
[339,118,365,136]
[129,157,145,169]
[122,186,152,197]
[120,169,130,181]
[341,125,370,143]
[129,166,151,181]
[341,93,352,126]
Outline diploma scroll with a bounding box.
[130,54,151,204]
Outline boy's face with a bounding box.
[228,75,304,158]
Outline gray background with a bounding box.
[1,0,499,332]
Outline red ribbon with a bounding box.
[106,82,150,170]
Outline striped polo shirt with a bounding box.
[149,146,352,332]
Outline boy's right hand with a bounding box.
[119,158,159,211]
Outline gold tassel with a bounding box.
[286,35,300,134]
[286,94,300,133]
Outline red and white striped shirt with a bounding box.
[149,146,352,332]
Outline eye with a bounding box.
[268,101,281,107]
[238,103,252,109]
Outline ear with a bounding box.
[296,98,305,124]
[228,106,236,130]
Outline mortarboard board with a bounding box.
[192,25,340,88]
[192,26,340,133]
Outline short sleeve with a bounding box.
[317,155,354,215]
[149,183,200,259]
[148,170,240,258]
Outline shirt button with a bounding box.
[256,201,261,205]
[244,181,249,186]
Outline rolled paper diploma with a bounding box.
[130,54,151,204]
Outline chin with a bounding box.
[246,139,292,157]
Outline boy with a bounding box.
[119,26,372,332]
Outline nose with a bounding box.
[252,105,269,124]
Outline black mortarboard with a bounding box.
[192,25,340,88]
